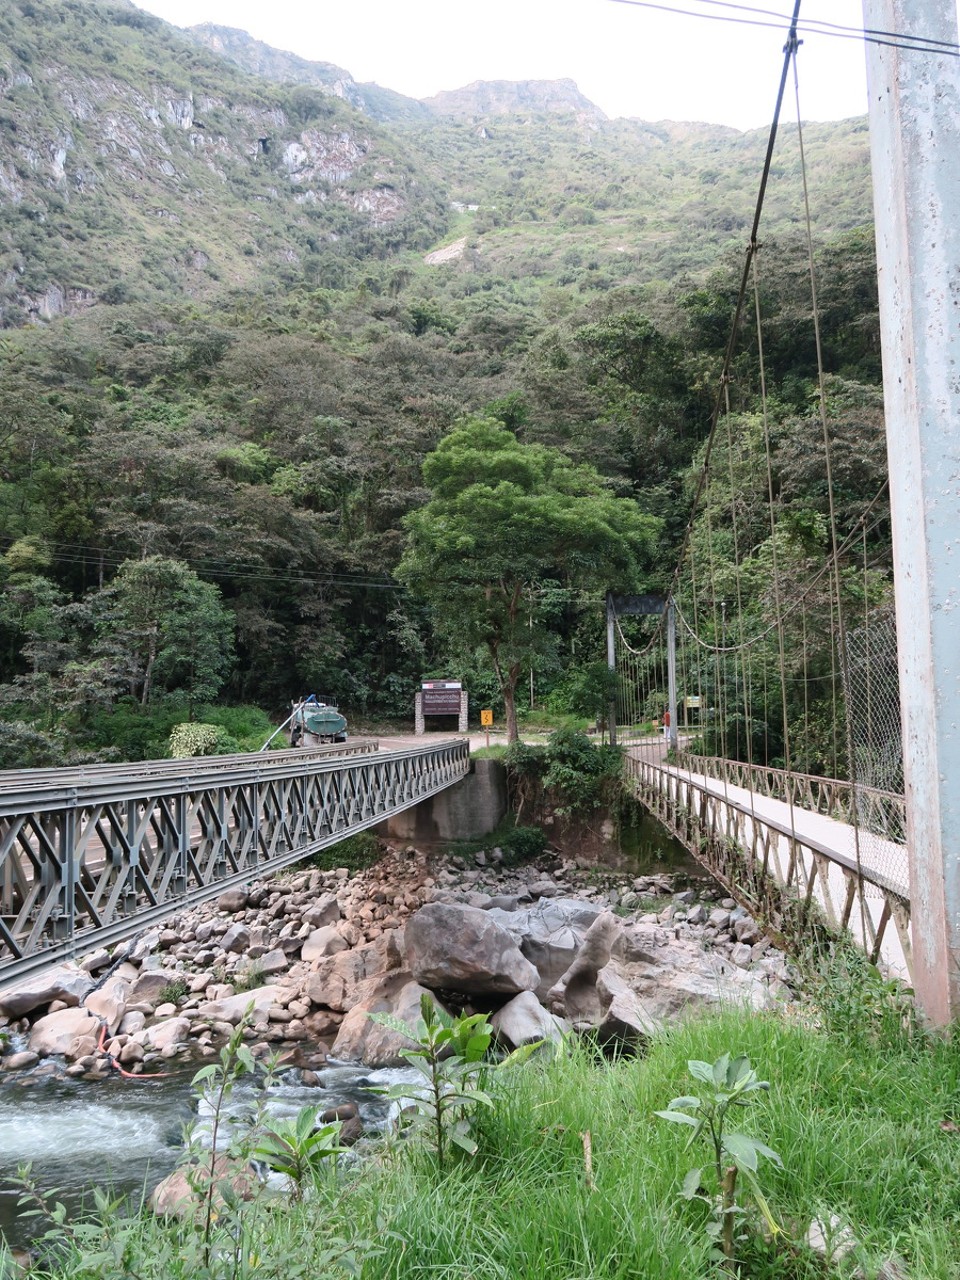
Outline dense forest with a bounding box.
[0,0,887,766]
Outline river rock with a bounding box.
[2,1050,39,1071]
[301,925,349,964]
[0,963,95,1019]
[305,934,402,1012]
[28,1007,100,1058]
[491,991,569,1050]
[127,970,179,1005]
[596,967,661,1047]
[404,903,539,996]
[216,889,249,913]
[79,948,112,974]
[150,1155,260,1219]
[221,923,251,954]
[84,975,129,1035]
[330,971,441,1066]
[195,984,287,1025]
[546,912,622,1026]
[488,899,604,998]
[146,1016,191,1053]
[612,935,785,1021]
[303,894,341,928]
[258,949,289,976]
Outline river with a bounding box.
[0,1059,420,1250]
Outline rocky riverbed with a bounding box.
[0,838,797,1087]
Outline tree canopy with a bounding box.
[398,416,660,740]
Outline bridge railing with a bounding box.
[0,738,469,986]
[626,753,912,985]
[676,752,907,844]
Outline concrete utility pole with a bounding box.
[863,0,960,1024]
[606,594,617,746]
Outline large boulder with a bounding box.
[0,963,95,1019]
[146,1016,191,1053]
[195,984,287,1025]
[488,899,604,998]
[127,970,181,1005]
[596,967,662,1048]
[546,912,622,1027]
[330,971,441,1066]
[301,925,349,964]
[404,903,538,996]
[611,938,785,1021]
[305,933,402,1012]
[150,1155,260,1219]
[303,894,341,928]
[84,975,129,1035]
[28,1007,100,1058]
[491,991,569,1050]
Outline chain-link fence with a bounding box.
[842,613,908,894]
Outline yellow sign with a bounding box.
[480,709,494,726]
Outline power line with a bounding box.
[606,0,960,56]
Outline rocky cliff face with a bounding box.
[185,23,430,124]
[0,0,442,324]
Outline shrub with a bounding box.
[168,722,239,759]
[500,824,547,862]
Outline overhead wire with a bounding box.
[605,0,960,55]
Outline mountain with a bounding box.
[0,0,874,329]
[0,0,446,325]
[185,23,431,124]
[421,78,607,123]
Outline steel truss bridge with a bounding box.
[626,744,911,985]
[0,738,469,987]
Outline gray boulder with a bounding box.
[303,894,341,928]
[216,889,249,914]
[596,967,662,1047]
[488,898,603,998]
[0,963,95,1019]
[405,903,538,996]
[301,925,349,964]
[330,971,441,1066]
[491,991,569,1050]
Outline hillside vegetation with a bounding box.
[0,0,884,763]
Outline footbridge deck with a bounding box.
[0,737,469,988]
[626,743,912,983]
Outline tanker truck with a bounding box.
[289,696,348,746]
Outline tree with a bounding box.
[93,557,235,708]
[398,416,659,741]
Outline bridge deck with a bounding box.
[664,762,909,899]
[626,741,912,983]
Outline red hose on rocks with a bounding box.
[96,1022,177,1080]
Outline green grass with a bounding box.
[14,1008,960,1279]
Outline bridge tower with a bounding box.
[863,0,960,1023]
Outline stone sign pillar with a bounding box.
[417,680,466,736]
[414,691,425,736]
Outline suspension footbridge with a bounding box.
[607,0,960,1019]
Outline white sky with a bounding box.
[131,1,958,132]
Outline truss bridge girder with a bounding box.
[0,739,469,989]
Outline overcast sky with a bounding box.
[131,1,958,132]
